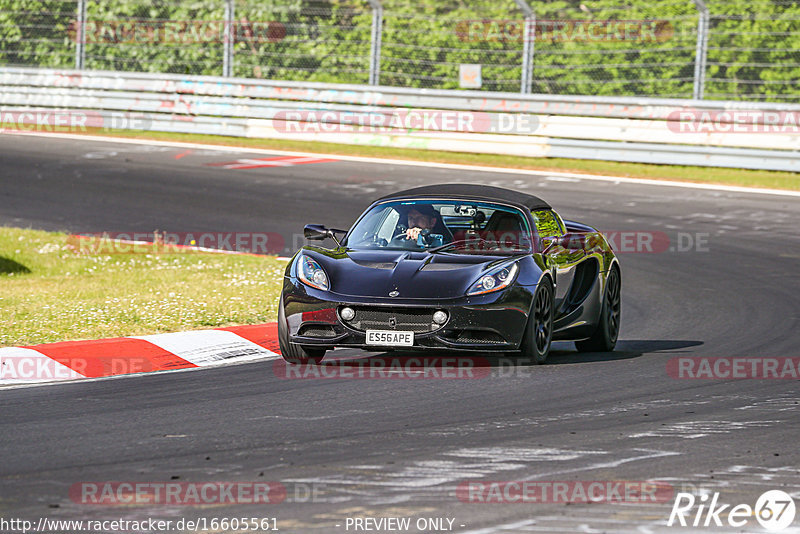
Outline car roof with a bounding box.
[375,183,551,212]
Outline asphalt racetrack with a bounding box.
[1,134,799,533]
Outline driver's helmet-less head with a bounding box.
[404,203,438,218]
[403,204,439,229]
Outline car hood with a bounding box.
[304,248,519,299]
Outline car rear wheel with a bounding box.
[575,266,620,353]
[278,300,326,365]
[520,277,554,365]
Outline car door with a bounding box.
[533,209,586,316]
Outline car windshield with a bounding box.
[345,199,533,254]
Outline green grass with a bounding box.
[0,227,286,347]
[97,129,800,191]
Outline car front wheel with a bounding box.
[520,277,554,365]
[278,300,326,365]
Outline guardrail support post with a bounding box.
[693,0,709,100]
[368,0,383,85]
[74,0,87,70]
[514,0,534,94]
[223,0,235,77]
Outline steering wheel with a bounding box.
[355,232,388,248]
[390,231,424,249]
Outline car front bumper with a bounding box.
[280,278,534,352]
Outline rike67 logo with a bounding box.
[668,490,796,531]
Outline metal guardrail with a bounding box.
[1,67,798,172]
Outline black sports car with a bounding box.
[278,184,620,364]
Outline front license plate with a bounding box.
[366,330,414,346]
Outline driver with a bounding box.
[404,205,440,241]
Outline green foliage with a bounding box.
[0,0,77,67]
[0,0,798,101]
[83,0,225,73]
[703,0,800,101]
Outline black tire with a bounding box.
[277,300,326,365]
[575,266,620,353]
[520,277,554,365]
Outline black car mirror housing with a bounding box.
[304,224,329,240]
[304,224,347,246]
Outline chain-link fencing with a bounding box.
[0,0,77,69]
[0,0,798,101]
[705,0,800,101]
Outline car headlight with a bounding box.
[467,262,519,296]
[297,254,329,291]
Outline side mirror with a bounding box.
[304,224,329,240]
[304,225,347,246]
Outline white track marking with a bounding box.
[735,397,800,412]
[628,420,780,439]
[132,329,278,366]
[1,327,281,389]
[0,352,280,390]
[447,447,607,462]
[213,156,333,169]
[11,132,800,198]
[520,449,682,481]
